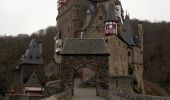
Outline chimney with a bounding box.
[80,32,83,39]
[39,42,42,55]
[138,22,144,54]
[138,22,143,35]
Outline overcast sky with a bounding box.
[0,0,170,36]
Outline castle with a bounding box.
[11,0,145,98]
[55,0,145,94]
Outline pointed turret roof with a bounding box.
[59,28,62,39]
[105,3,118,22]
[115,0,121,5]
[119,14,136,46]
[19,38,43,65]
[24,71,42,87]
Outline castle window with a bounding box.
[128,52,131,56]
[96,26,99,32]
[99,16,102,20]
[30,56,32,59]
[71,25,73,30]
[32,75,35,78]
[37,56,40,59]
[68,27,70,32]
[106,39,108,43]
[116,80,118,88]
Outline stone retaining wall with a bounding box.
[42,88,72,100]
[5,95,44,100]
[99,89,170,100]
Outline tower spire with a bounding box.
[58,28,62,39]
[104,2,118,36]
[115,0,124,24]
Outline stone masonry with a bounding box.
[60,55,109,96]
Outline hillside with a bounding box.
[0,20,170,97]
[144,81,169,96]
[0,26,56,97]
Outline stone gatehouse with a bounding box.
[60,38,109,95]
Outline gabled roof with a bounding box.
[19,38,43,65]
[118,15,136,46]
[105,3,118,22]
[24,72,42,87]
[61,38,109,55]
[115,0,124,14]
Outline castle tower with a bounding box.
[131,22,145,94]
[104,2,133,92]
[56,0,87,39]
[104,2,118,36]
[54,28,62,64]
[14,38,44,94]
[122,15,145,94]
[115,0,124,24]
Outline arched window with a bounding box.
[116,80,118,88]
[99,16,102,20]
[106,39,108,43]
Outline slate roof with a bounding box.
[24,71,42,87]
[19,38,43,65]
[118,15,136,46]
[115,0,122,5]
[61,38,109,55]
[106,3,118,22]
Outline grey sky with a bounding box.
[0,0,170,36]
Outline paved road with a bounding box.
[71,88,105,100]
[71,79,105,100]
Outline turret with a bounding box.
[57,0,65,9]
[138,22,144,51]
[104,3,118,36]
[55,28,62,54]
[54,28,63,64]
[115,0,124,24]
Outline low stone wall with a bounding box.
[5,95,44,100]
[110,91,170,100]
[98,89,109,99]
[99,89,170,100]
[42,88,72,100]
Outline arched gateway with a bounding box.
[60,38,109,96]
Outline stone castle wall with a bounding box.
[106,36,129,76]
[57,0,87,38]
[60,55,109,94]
[132,46,145,93]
